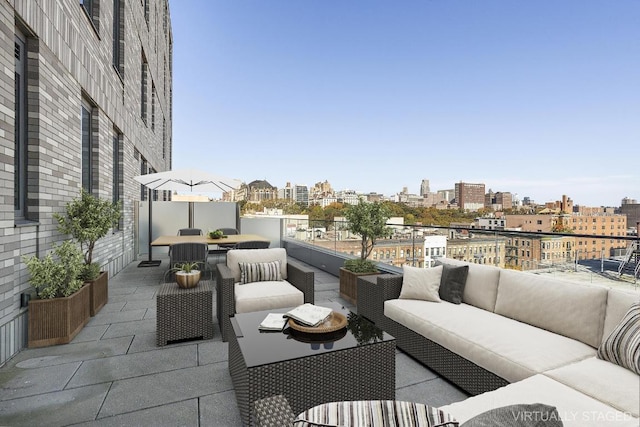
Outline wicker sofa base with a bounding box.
[383,316,509,396]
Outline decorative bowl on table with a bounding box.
[287,311,347,334]
[208,229,224,239]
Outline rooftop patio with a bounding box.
[0,255,468,426]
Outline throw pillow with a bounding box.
[439,264,469,304]
[460,403,563,427]
[399,265,443,302]
[597,301,640,375]
[239,261,282,284]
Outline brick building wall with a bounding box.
[0,0,172,364]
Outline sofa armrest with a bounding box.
[215,262,236,342]
[357,274,403,326]
[286,259,315,304]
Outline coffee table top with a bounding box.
[230,301,394,368]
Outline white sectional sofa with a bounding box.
[357,258,640,426]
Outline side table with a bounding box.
[156,280,214,346]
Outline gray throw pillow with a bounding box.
[439,264,469,304]
[461,403,563,427]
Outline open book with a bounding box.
[259,313,288,331]
[284,303,333,327]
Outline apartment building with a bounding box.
[1,0,172,363]
[455,182,485,211]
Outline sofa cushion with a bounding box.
[234,281,303,313]
[440,374,639,426]
[239,261,282,284]
[544,357,640,417]
[227,248,288,282]
[439,264,469,304]
[602,289,640,343]
[437,258,500,312]
[597,302,640,375]
[399,265,443,302]
[460,403,562,427]
[494,270,608,348]
[295,400,459,427]
[385,299,595,383]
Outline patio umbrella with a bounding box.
[133,168,242,267]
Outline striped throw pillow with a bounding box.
[597,301,640,375]
[239,261,282,284]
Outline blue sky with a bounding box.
[169,1,639,207]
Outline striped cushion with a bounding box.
[597,301,640,375]
[294,400,458,427]
[239,261,282,284]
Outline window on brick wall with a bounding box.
[81,98,96,193]
[141,52,148,124]
[140,156,148,201]
[113,128,123,230]
[151,83,156,131]
[80,0,100,34]
[14,31,27,220]
[112,0,124,78]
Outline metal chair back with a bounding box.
[167,242,210,281]
[178,228,203,236]
[235,240,270,249]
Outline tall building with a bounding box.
[1,0,172,363]
[455,182,486,211]
[294,185,309,206]
[420,179,430,197]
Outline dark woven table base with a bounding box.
[156,280,214,346]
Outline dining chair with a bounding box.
[178,228,203,236]
[235,240,270,249]
[208,228,240,263]
[165,242,210,282]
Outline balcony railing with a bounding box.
[279,218,640,290]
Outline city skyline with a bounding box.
[170,1,639,207]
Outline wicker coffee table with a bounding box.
[156,280,214,346]
[228,302,396,426]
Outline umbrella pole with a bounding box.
[138,187,162,267]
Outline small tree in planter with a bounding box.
[54,189,121,315]
[339,198,392,304]
[23,241,90,347]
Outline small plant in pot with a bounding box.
[22,240,90,347]
[54,189,121,315]
[339,198,392,304]
[208,229,225,239]
[171,261,202,289]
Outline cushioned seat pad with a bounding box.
[235,281,303,313]
[385,299,595,383]
[440,374,639,427]
[544,357,640,417]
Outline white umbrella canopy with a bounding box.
[133,168,242,267]
[133,168,242,194]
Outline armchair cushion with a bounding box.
[227,248,288,281]
[235,281,304,314]
[239,261,282,284]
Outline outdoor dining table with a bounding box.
[150,233,269,246]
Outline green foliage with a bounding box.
[79,262,101,281]
[54,189,121,265]
[343,258,378,273]
[208,229,224,239]
[344,198,392,261]
[23,241,84,299]
[170,261,200,273]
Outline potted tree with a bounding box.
[54,189,121,316]
[23,241,89,348]
[339,198,392,304]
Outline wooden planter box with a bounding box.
[339,267,381,305]
[87,271,108,316]
[28,284,91,348]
